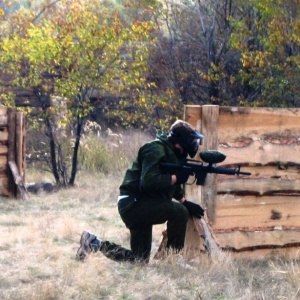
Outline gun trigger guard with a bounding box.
[185,177,196,185]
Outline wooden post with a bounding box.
[183,104,202,203]
[6,109,27,199]
[7,109,16,162]
[182,105,221,259]
[16,112,25,182]
[7,108,17,197]
[184,105,220,222]
[201,105,219,223]
[183,106,204,258]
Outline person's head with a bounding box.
[168,120,204,158]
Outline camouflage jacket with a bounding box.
[119,131,185,202]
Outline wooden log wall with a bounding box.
[184,105,300,258]
[0,108,26,199]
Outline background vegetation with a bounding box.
[1,131,300,300]
[1,0,300,185]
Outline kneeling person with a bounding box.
[76,120,204,263]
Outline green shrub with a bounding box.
[78,130,152,174]
[26,127,153,177]
[78,136,121,173]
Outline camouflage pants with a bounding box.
[99,196,188,263]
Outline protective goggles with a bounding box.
[171,130,204,158]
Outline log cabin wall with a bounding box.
[0,108,25,198]
[184,105,300,258]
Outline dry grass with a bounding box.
[0,172,300,300]
[1,131,300,300]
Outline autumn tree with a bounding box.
[0,0,155,186]
[148,0,300,107]
[102,0,182,130]
[149,0,242,105]
[229,0,300,106]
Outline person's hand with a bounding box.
[182,200,204,218]
[175,170,190,184]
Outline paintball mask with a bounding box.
[171,130,204,158]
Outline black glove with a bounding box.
[175,170,190,184]
[183,200,204,218]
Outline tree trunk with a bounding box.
[68,115,83,186]
[45,116,61,185]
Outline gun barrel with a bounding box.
[211,166,251,176]
[237,170,252,175]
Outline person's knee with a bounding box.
[170,202,189,223]
[181,205,189,221]
[176,202,189,221]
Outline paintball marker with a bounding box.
[160,150,251,185]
